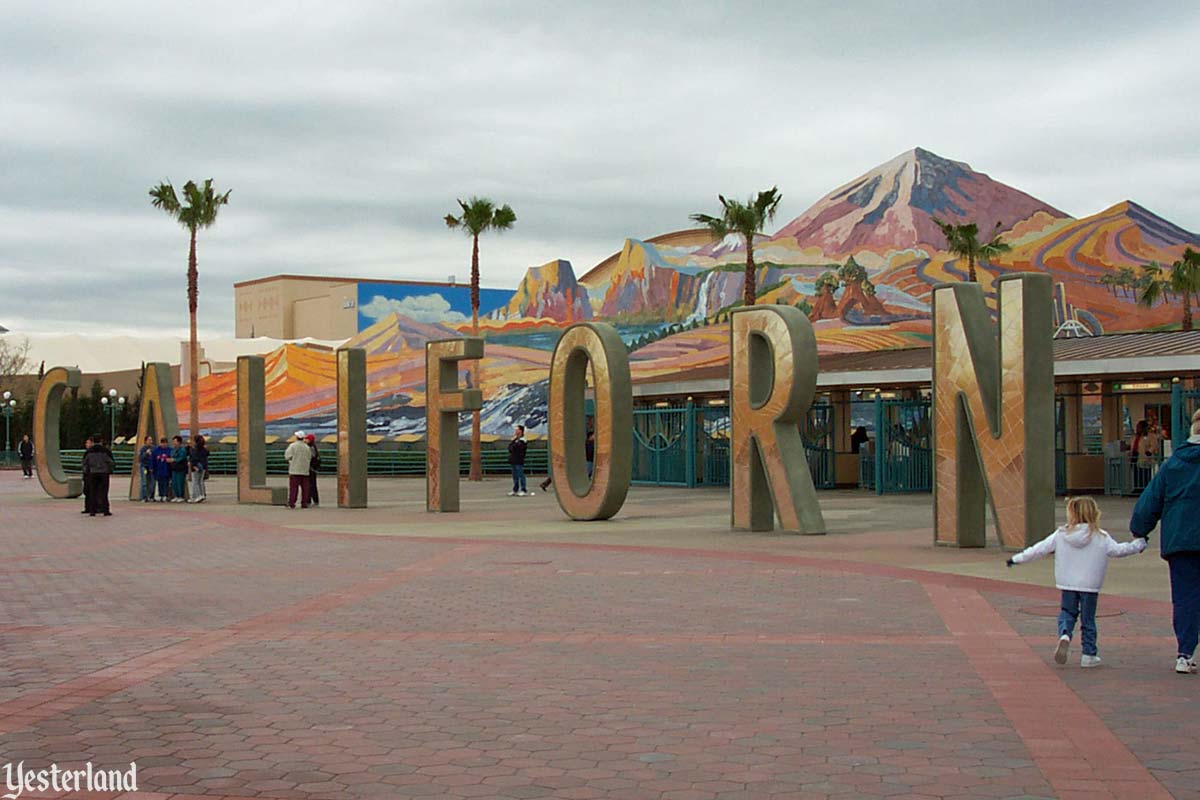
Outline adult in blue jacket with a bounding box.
[152,438,173,502]
[1131,409,1200,675]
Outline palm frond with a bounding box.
[1138,277,1164,308]
[444,214,462,229]
[690,212,728,239]
[491,204,516,231]
[149,182,180,214]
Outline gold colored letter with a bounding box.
[337,347,368,508]
[237,355,286,505]
[34,366,83,499]
[426,338,483,512]
[933,274,1055,548]
[128,362,180,500]
[548,323,632,521]
[730,306,826,534]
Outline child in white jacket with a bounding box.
[1006,496,1146,668]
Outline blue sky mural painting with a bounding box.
[356,282,515,331]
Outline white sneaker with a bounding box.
[1081,655,1102,668]
[1176,656,1197,674]
[507,491,517,496]
[517,491,528,497]
[1054,635,1070,664]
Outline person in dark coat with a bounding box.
[508,424,528,496]
[850,426,869,455]
[1131,407,1200,675]
[137,435,156,501]
[169,435,188,502]
[188,434,208,503]
[81,436,93,513]
[82,436,116,516]
[18,434,34,478]
[306,434,321,507]
[152,438,172,502]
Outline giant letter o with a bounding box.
[548,322,632,521]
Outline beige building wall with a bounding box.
[234,277,359,339]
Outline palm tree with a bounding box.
[1116,266,1138,299]
[1098,273,1118,297]
[933,219,1011,283]
[444,197,516,482]
[691,187,782,306]
[1139,249,1200,331]
[149,179,231,438]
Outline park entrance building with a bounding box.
[629,330,1200,497]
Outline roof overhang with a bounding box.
[633,353,1199,397]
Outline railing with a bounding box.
[1173,383,1200,451]
[58,446,550,477]
[873,397,933,494]
[1104,453,1163,496]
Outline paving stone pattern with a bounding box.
[0,474,1193,799]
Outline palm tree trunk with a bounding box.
[1183,291,1193,332]
[967,253,977,283]
[187,228,200,439]
[743,235,756,306]
[469,233,482,482]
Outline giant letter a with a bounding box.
[933,274,1054,549]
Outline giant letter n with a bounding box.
[426,338,482,512]
[933,274,1055,549]
[730,306,826,534]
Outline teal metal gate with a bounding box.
[801,404,836,490]
[631,406,692,486]
[1172,383,1200,451]
[631,401,836,489]
[696,405,730,487]
[873,397,932,494]
[1055,396,1067,496]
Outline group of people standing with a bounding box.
[135,434,209,504]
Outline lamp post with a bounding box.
[100,388,126,445]
[1,391,14,458]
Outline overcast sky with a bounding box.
[2,0,1198,338]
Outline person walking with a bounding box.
[18,434,33,479]
[152,437,172,502]
[188,434,208,503]
[169,435,188,502]
[137,435,156,501]
[1131,408,1200,675]
[284,431,313,509]
[82,436,116,517]
[305,434,321,508]
[1007,496,1146,668]
[539,426,594,493]
[508,424,528,497]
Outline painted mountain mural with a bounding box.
[772,147,1068,255]
[490,259,592,323]
[183,146,1200,434]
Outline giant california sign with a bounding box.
[32,275,1054,547]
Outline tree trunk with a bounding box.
[469,233,482,482]
[743,234,756,307]
[187,228,200,439]
[967,253,977,283]
[1184,291,1193,332]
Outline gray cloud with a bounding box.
[2,0,1199,336]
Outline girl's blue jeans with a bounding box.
[1059,590,1099,656]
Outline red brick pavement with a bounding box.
[1,476,1196,799]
